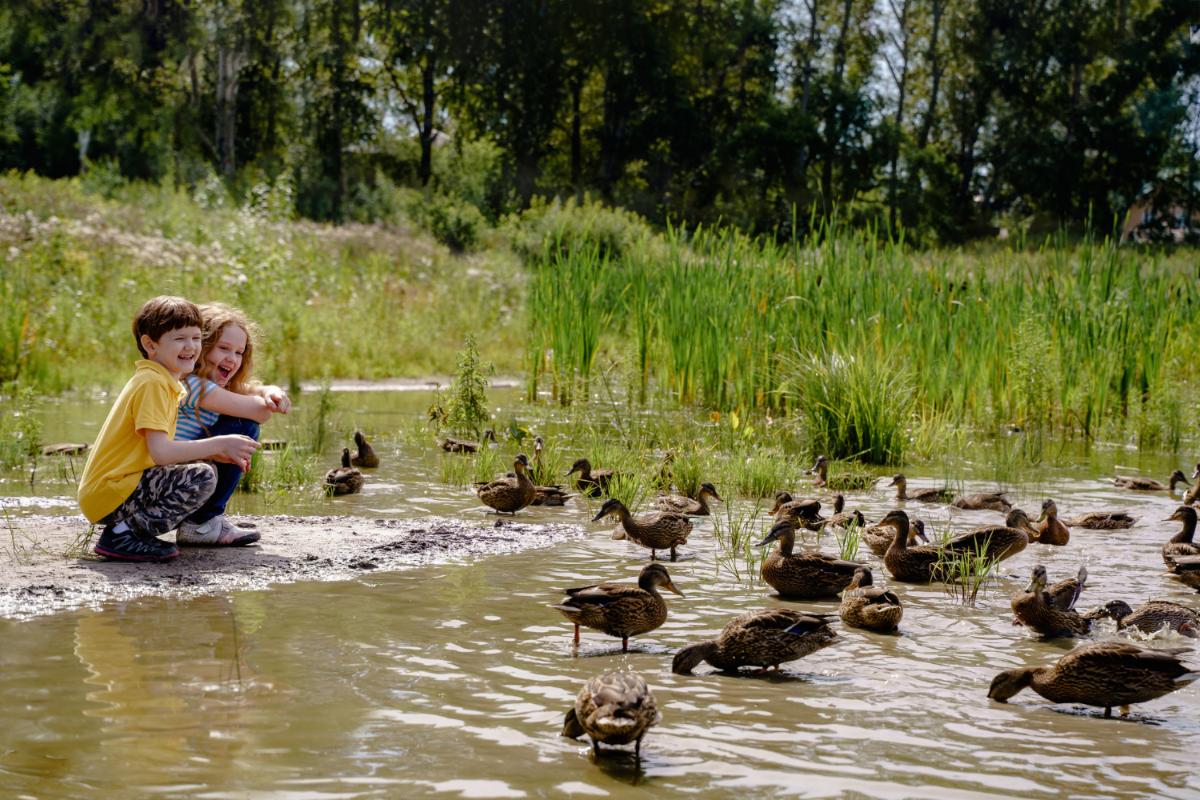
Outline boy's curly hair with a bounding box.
[132,296,202,357]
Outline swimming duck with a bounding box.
[769,491,823,527]
[838,566,903,633]
[1171,556,1200,590]
[350,431,379,468]
[813,496,859,530]
[955,510,1033,561]
[1031,499,1069,546]
[440,429,496,453]
[879,509,1026,583]
[1163,506,1200,567]
[889,474,954,503]
[672,608,837,674]
[1113,469,1188,492]
[550,563,683,652]
[526,437,573,506]
[810,455,829,487]
[755,519,862,598]
[987,641,1198,718]
[1084,599,1199,638]
[653,482,722,516]
[952,489,1012,513]
[566,458,615,497]
[1186,463,1200,505]
[593,498,692,561]
[324,448,364,496]
[1062,510,1136,530]
[1011,565,1091,638]
[863,516,927,557]
[476,454,537,514]
[561,670,660,758]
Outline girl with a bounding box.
[174,303,291,546]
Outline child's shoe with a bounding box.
[94,524,179,562]
[177,515,260,547]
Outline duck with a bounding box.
[1162,506,1200,567]
[755,519,862,598]
[888,473,954,503]
[672,608,837,675]
[1063,510,1136,530]
[1186,463,1200,505]
[566,458,615,497]
[878,509,1027,583]
[561,670,660,758]
[349,430,379,468]
[1171,556,1200,591]
[440,429,496,453]
[810,455,830,487]
[838,566,903,633]
[1030,499,1069,546]
[813,496,859,530]
[954,509,1033,561]
[475,454,537,514]
[549,563,684,652]
[325,448,364,496]
[951,488,1012,513]
[769,491,822,527]
[1042,564,1088,611]
[1011,565,1091,638]
[653,482,722,516]
[1084,599,1199,638]
[593,498,692,561]
[863,516,927,557]
[526,437,573,506]
[1113,469,1188,492]
[987,640,1198,718]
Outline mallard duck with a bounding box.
[1084,599,1199,638]
[525,437,574,505]
[863,516,927,557]
[1171,556,1200,590]
[593,498,692,561]
[561,670,660,757]
[325,448,364,496]
[476,454,536,514]
[440,429,496,453]
[1163,506,1200,567]
[549,563,683,652]
[952,488,1012,513]
[769,491,822,526]
[838,566,903,633]
[653,482,722,516]
[1063,510,1136,530]
[1030,499,1069,546]
[1113,469,1188,492]
[672,608,837,674]
[1186,463,1200,505]
[41,442,89,456]
[810,455,829,487]
[1043,564,1088,611]
[879,510,1026,583]
[755,519,862,598]
[813,496,859,530]
[350,430,379,468]
[566,458,615,497]
[1011,565,1091,638]
[889,473,954,503]
[987,641,1198,718]
[954,510,1032,561]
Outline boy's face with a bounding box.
[205,324,247,387]
[141,326,201,379]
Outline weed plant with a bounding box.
[445,335,492,437]
[932,538,999,606]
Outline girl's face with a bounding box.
[205,324,248,387]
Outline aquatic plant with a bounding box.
[932,537,999,607]
[445,335,493,437]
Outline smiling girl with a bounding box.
[174,303,291,546]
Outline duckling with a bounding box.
[838,566,903,633]
[769,491,822,527]
[440,429,496,454]
[1030,499,1069,546]
[888,473,954,504]
[1011,565,1091,638]
[987,641,1198,718]
[561,670,660,758]
[1063,510,1136,530]
[951,488,1012,513]
[566,458,615,497]
[550,563,684,652]
[1084,599,1199,638]
[325,448,363,496]
[350,430,379,468]
[653,482,722,516]
[476,454,537,514]
[863,516,927,557]
[1163,506,1200,567]
[755,519,862,598]
[1113,469,1188,492]
[1171,556,1200,590]
[672,608,837,674]
[593,498,692,561]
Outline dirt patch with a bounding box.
[0,514,584,619]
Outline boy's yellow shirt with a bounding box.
[78,360,185,522]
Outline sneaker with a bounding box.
[177,515,260,547]
[94,525,179,562]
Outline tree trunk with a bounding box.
[916,0,943,150]
[820,0,854,210]
[570,73,582,198]
[419,58,435,186]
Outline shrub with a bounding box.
[445,334,492,437]
[506,195,653,262]
[419,193,486,252]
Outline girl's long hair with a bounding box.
[195,303,260,396]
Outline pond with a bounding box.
[1,389,1198,798]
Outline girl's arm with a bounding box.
[252,383,291,414]
[196,384,274,423]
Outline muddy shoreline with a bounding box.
[0,514,584,619]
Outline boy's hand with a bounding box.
[213,434,260,472]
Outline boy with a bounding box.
[78,296,261,562]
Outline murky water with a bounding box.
[2,391,1199,798]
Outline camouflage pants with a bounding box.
[103,463,217,537]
